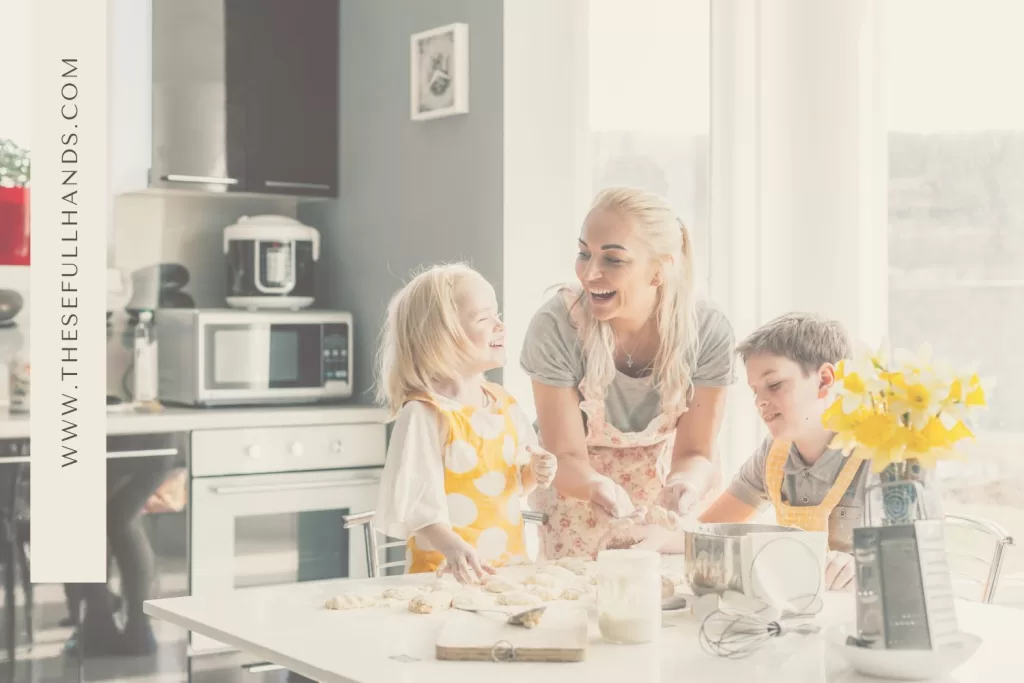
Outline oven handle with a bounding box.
[107,448,180,459]
[210,478,380,495]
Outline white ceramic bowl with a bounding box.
[824,624,982,680]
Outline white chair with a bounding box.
[944,512,1015,604]
[342,510,547,578]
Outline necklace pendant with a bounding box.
[625,354,634,368]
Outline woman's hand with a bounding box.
[588,476,638,519]
[659,478,700,515]
[825,550,856,592]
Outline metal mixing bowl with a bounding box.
[684,523,803,595]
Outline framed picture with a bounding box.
[410,23,469,121]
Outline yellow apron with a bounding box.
[405,383,528,573]
[764,439,863,534]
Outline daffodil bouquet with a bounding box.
[822,343,990,476]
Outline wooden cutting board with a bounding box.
[436,606,589,663]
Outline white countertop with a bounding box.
[145,568,1024,683]
[0,403,389,439]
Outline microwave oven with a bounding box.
[155,309,353,406]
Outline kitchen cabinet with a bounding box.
[111,0,340,199]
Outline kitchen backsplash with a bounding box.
[107,193,300,400]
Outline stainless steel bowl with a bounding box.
[684,523,803,595]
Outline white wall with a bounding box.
[501,0,590,422]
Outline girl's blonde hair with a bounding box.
[575,186,701,411]
[375,262,486,418]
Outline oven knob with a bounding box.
[245,445,261,460]
[331,440,344,454]
[289,442,304,458]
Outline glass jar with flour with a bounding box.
[596,549,661,644]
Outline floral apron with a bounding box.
[527,290,716,559]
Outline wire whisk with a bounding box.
[698,609,821,659]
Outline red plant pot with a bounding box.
[0,186,30,266]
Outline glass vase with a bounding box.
[863,458,942,527]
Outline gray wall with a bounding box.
[300,0,505,404]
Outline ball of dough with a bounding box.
[325,593,376,610]
[484,577,522,594]
[408,592,453,614]
[661,575,675,599]
[381,587,420,601]
[524,584,562,602]
[452,593,495,610]
[560,587,586,601]
[523,573,559,588]
[498,591,543,607]
[535,564,577,581]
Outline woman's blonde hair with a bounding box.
[575,186,701,411]
[375,262,486,418]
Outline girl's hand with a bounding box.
[527,446,557,488]
[435,537,497,584]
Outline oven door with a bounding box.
[188,467,380,654]
[200,321,325,398]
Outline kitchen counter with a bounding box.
[145,568,1022,683]
[0,403,389,439]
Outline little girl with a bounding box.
[374,263,557,584]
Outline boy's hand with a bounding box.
[825,550,856,592]
[527,445,557,488]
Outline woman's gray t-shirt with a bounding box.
[519,292,737,433]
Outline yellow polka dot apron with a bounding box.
[405,383,528,574]
[528,288,722,560]
[764,439,863,535]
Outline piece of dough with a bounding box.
[524,584,563,602]
[554,557,592,576]
[381,587,420,601]
[408,592,453,614]
[452,593,496,610]
[484,577,522,594]
[523,573,559,588]
[560,587,586,601]
[324,593,376,610]
[498,591,543,607]
[661,576,675,599]
[535,564,577,581]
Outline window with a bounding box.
[587,0,711,290]
[887,0,1024,599]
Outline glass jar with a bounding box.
[596,549,661,644]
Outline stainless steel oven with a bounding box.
[187,422,385,660]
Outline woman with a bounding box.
[521,187,736,559]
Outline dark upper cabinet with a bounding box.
[145,0,339,198]
[243,0,340,197]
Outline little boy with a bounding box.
[617,313,865,591]
[699,312,866,590]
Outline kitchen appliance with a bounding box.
[156,308,352,406]
[187,422,385,660]
[853,521,959,650]
[224,215,319,310]
[683,523,821,597]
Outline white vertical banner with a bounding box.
[31,0,108,582]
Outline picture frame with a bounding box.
[410,22,469,121]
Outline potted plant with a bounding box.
[822,342,990,525]
[0,138,31,266]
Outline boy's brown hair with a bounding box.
[736,312,852,374]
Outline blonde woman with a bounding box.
[374,263,557,583]
[521,187,736,559]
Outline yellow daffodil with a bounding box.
[822,340,989,474]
